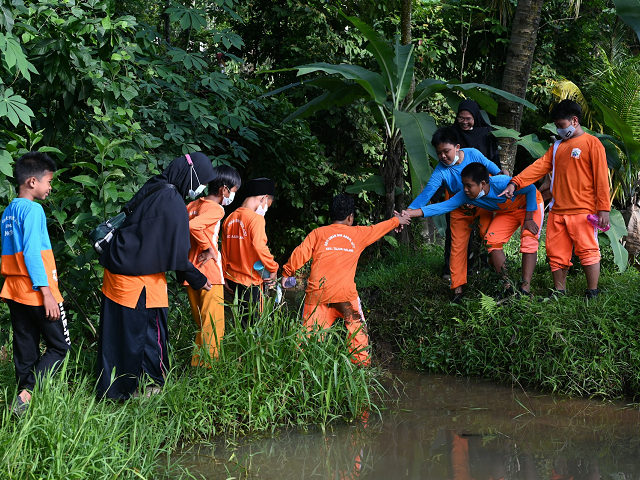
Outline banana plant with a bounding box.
[265,14,535,232]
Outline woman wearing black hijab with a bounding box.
[96,152,215,400]
[453,99,500,163]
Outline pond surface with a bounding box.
[174,371,640,479]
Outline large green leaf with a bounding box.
[0,149,13,176]
[296,63,387,104]
[0,88,33,127]
[395,110,438,177]
[283,82,369,123]
[593,97,640,163]
[613,0,640,42]
[393,38,414,106]
[604,208,628,272]
[451,83,537,110]
[491,126,550,159]
[344,15,395,91]
[455,88,499,117]
[345,175,402,197]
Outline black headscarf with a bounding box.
[452,100,500,164]
[100,152,215,285]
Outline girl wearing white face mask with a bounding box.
[221,178,278,328]
[184,165,241,365]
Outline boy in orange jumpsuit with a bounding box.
[185,166,241,364]
[221,178,278,328]
[281,194,410,366]
[500,99,610,299]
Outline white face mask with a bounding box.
[222,189,235,206]
[474,188,486,200]
[187,165,205,199]
[256,203,268,216]
[442,154,459,168]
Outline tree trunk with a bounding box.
[164,0,171,45]
[381,134,408,243]
[496,0,544,174]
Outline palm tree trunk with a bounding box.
[496,0,544,174]
[381,134,408,243]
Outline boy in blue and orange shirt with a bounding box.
[403,162,544,296]
[0,152,70,414]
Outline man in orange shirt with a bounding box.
[281,194,410,366]
[500,100,610,299]
[221,178,278,328]
[185,165,241,364]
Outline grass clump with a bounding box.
[0,296,381,479]
[358,240,640,399]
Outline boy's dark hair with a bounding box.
[330,194,355,222]
[431,126,460,148]
[551,99,582,123]
[461,162,490,185]
[208,165,242,193]
[15,152,57,187]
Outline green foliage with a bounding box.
[357,243,640,398]
[0,295,382,478]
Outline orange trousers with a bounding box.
[546,211,600,271]
[302,298,370,366]
[186,284,225,365]
[485,193,544,254]
[450,205,493,289]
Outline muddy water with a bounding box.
[175,371,640,479]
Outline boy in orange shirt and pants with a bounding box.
[221,178,278,328]
[185,166,241,364]
[281,194,410,366]
[500,100,610,299]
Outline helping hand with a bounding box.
[264,270,277,288]
[498,183,516,199]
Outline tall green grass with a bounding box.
[0,295,381,479]
[358,240,640,398]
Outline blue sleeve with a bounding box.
[420,191,466,217]
[408,167,444,209]
[22,205,49,288]
[514,184,538,212]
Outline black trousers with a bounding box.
[226,279,262,328]
[96,289,168,400]
[9,300,71,392]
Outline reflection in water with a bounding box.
[173,371,640,479]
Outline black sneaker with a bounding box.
[517,287,533,298]
[585,288,601,300]
[11,395,28,417]
[452,292,464,304]
[538,289,566,302]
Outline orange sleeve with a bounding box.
[355,217,400,249]
[511,147,554,189]
[249,216,279,273]
[592,140,611,211]
[189,203,224,250]
[282,232,315,277]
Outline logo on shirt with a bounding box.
[324,233,355,253]
[52,269,58,282]
[226,218,247,239]
[571,148,581,159]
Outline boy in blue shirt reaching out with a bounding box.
[402,162,544,296]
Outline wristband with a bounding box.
[524,217,533,221]
[508,181,517,188]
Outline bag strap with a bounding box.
[123,183,176,215]
[548,140,562,211]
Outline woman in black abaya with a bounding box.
[96,152,214,400]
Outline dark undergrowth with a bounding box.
[359,231,640,399]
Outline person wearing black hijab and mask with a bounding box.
[96,152,215,400]
[438,100,502,281]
